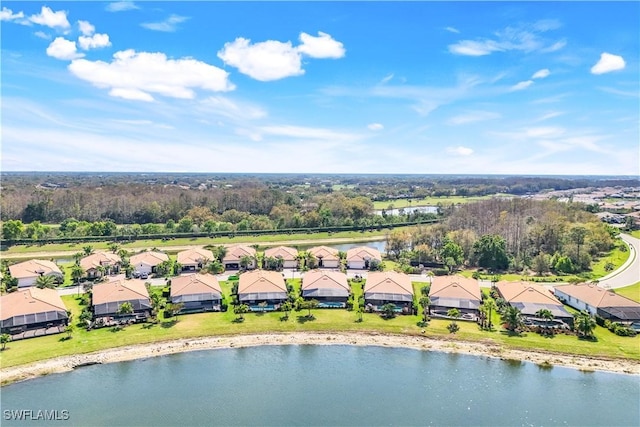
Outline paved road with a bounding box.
[599,233,639,289]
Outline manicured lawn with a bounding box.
[1,289,638,370]
[630,230,640,239]
[615,282,640,303]
[372,195,509,210]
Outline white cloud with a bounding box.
[34,31,51,40]
[510,80,534,91]
[534,111,564,122]
[198,96,267,121]
[447,146,474,156]
[447,111,501,125]
[445,26,460,34]
[68,49,235,101]
[449,20,565,56]
[78,33,111,50]
[532,68,550,79]
[77,20,95,36]
[297,32,345,59]
[105,2,139,12]
[259,125,363,143]
[379,73,394,84]
[141,14,189,32]
[29,6,70,30]
[0,6,24,21]
[591,52,626,74]
[368,123,384,131]
[218,38,303,81]
[46,37,84,60]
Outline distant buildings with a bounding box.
[130,251,169,275]
[177,248,214,272]
[80,252,121,279]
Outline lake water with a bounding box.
[2,345,638,426]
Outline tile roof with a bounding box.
[170,273,222,297]
[1,287,67,321]
[496,281,562,305]
[554,283,640,309]
[346,246,382,262]
[223,245,257,262]
[238,270,286,294]
[308,246,340,261]
[80,252,121,271]
[177,248,214,265]
[130,251,169,266]
[430,275,481,301]
[364,271,414,296]
[8,259,62,279]
[264,246,298,261]
[92,279,150,306]
[302,270,350,293]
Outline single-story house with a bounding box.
[8,259,64,288]
[554,283,640,328]
[0,287,69,337]
[80,252,122,279]
[177,248,214,272]
[496,281,573,327]
[237,270,287,311]
[346,246,382,270]
[92,279,151,321]
[364,271,414,314]
[170,273,223,313]
[301,270,350,308]
[130,251,169,275]
[264,246,298,269]
[308,246,340,269]
[223,245,256,271]
[429,275,481,320]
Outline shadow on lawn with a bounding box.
[160,319,178,329]
[296,315,316,324]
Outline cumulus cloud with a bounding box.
[78,33,111,50]
[218,38,303,81]
[29,6,70,30]
[447,111,501,125]
[0,6,24,21]
[141,14,189,32]
[510,80,534,91]
[78,20,95,36]
[46,37,84,60]
[297,31,345,58]
[105,2,139,12]
[532,68,550,79]
[590,52,626,74]
[447,146,474,156]
[368,123,384,131]
[67,49,235,101]
[449,20,564,56]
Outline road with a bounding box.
[599,233,639,289]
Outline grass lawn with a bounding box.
[615,282,640,303]
[630,230,640,239]
[1,287,638,370]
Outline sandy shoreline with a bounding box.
[2,332,638,385]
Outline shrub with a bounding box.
[432,268,449,276]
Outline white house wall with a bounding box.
[554,289,596,315]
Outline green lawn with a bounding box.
[615,282,640,303]
[372,195,509,210]
[1,288,638,371]
[630,230,640,239]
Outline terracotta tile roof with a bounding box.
[302,270,350,293]
[80,252,121,271]
[177,248,214,265]
[130,251,169,266]
[223,245,257,262]
[364,271,414,296]
[496,281,562,305]
[430,275,481,301]
[554,283,640,308]
[1,287,67,321]
[346,246,382,262]
[92,279,150,306]
[264,246,298,261]
[170,273,222,297]
[308,246,339,261]
[8,259,62,279]
[238,270,286,294]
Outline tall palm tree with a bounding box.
[483,298,498,330]
[501,305,524,333]
[35,275,56,289]
[575,311,596,339]
[419,296,430,324]
[71,265,85,285]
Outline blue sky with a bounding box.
[2,1,638,175]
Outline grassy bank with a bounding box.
[1,291,637,370]
[616,282,640,303]
[372,195,501,210]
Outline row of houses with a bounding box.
[2,272,639,339]
[5,245,383,288]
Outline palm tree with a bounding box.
[536,308,554,325]
[71,264,85,285]
[0,333,11,350]
[575,311,596,339]
[380,303,397,319]
[35,275,56,289]
[82,245,94,256]
[116,301,134,316]
[419,296,430,324]
[280,301,293,320]
[64,324,75,339]
[501,305,524,333]
[483,298,498,331]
